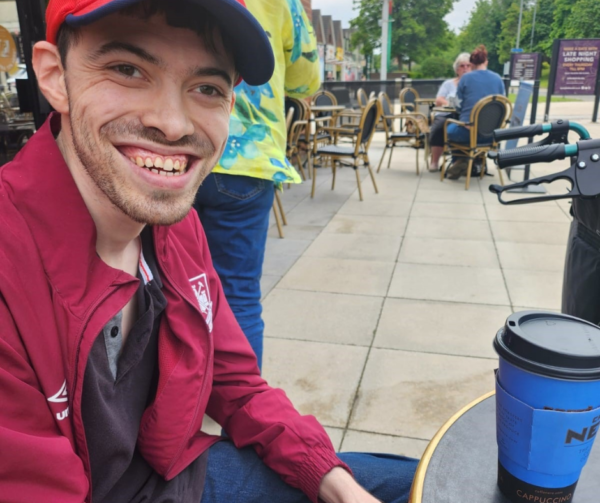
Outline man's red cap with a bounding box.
[45,0,274,86]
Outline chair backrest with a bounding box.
[377,92,394,134]
[285,107,295,133]
[399,87,419,111]
[471,95,513,143]
[355,97,380,154]
[356,88,368,109]
[285,97,304,129]
[312,90,337,107]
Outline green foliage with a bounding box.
[565,0,600,38]
[350,0,457,67]
[419,55,455,78]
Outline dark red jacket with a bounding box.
[0,114,344,503]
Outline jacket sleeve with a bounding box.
[283,0,321,99]
[197,232,349,502]
[0,297,88,503]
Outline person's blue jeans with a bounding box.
[194,173,275,369]
[201,440,418,503]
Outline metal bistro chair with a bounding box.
[285,97,310,180]
[313,97,380,201]
[441,95,513,190]
[399,87,419,113]
[356,88,368,110]
[377,92,430,175]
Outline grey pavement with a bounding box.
[204,118,600,460]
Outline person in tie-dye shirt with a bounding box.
[194,0,320,369]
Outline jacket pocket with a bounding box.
[214,173,266,201]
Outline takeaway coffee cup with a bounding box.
[494,311,600,503]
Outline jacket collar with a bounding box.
[3,113,137,315]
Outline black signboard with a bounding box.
[510,53,542,81]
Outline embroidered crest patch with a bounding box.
[189,274,213,332]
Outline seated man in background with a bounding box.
[0,0,418,502]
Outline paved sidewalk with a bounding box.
[254,119,600,459]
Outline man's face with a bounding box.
[61,13,236,226]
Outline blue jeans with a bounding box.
[201,440,418,503]
[447,123,493,147]
[194,173,275,369]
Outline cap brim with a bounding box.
[65,0,274,86]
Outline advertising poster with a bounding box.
[554,39,600,95]
[510,53,541,81]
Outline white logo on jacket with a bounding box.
[47,380,69,421]
[190,274,213,332]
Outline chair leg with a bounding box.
[355,164,364,201]
[296,153,307,181]
[311,157,317,198]
[331,162,337,190]
[366,159,379,194]
[424,139,430,171]
[275,189,287,226]
[377,145,388,173]
[415,146,420,176]
[440,149,448,181]
[272,201,284,238]
[465,156,474,191]
[498,166,505,185]
[387,145,394,170]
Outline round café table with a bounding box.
[409,392,600,503]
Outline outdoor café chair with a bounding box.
[377,92,430,175]
[285,97,311,180]
[441,94,513,190]
[399,87,418,113]
[312,97,380,201]
[356,88,368,110]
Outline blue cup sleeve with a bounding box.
[496,376,600,475]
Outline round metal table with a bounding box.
[409,392,600,502]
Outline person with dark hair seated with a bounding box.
[428,52,471,172]
[445,44,505,180]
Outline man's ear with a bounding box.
[230,90,236,113]
[32,41,69,114]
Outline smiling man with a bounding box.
[0,1,417,502]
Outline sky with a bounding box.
[313,0,479,32]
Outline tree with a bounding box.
[498,0,524,64]
[350,0,382,57]
[565,0,600,38]
[350,0,457,69]
[457,0,513,72]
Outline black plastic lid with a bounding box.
[494,311,600,380]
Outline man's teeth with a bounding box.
[129,155,188,176]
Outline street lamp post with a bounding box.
[381,0,389,80]
[516,0,525,49]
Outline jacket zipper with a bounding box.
[160,265,214,477]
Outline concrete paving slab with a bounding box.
[496,242,567,272]
[411,202,487,221]
[263,289,382,346]
[349,348,497,439]
[279,256,395,297]
[489,220,571,245]
[341,430,428,459]
[388,263,510,306]
[415,188,484,205]
[339,199,413,218]
[485,202,569,222]
[262,237,311,277]
[404,217,493,241]
[324,214,408,237]
[503,269,563,310]
[374,298,508,359]
[262,338,369,428]
[260,274,280,300]
[398,237,499,268]
[305,233,402,262]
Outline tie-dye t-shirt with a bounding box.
[212,0,321,184]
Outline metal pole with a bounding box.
[530,1,537,52]
[381,0,388,81]
[516,0,525,49]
